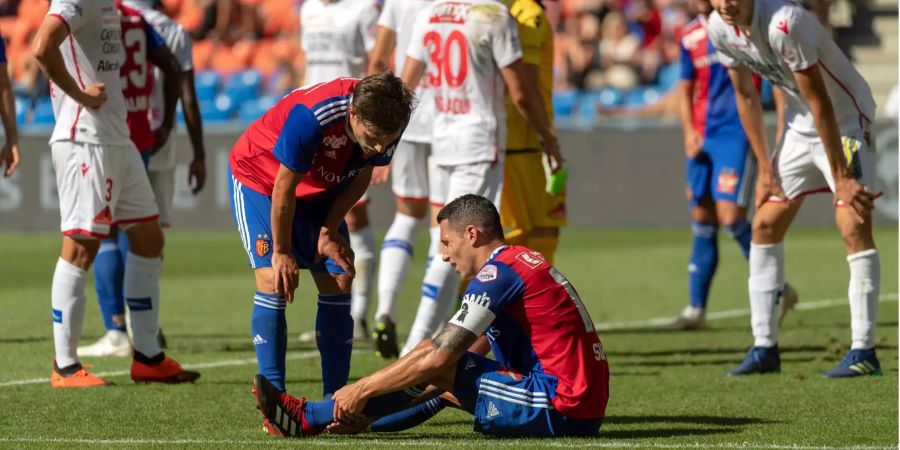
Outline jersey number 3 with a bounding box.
[423,30,468,88]
[122,27,148,89]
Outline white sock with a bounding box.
[848,249,880,350]
[402,258,459,355]
[52,258,88,368]
[125,252,162,358]
[376,213,419,320]
[349,226,377,323]
[748,243,784,348]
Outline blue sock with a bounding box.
[317,293,353,397]
[371,397,446,432]
[252,292,287,391]
[688,222,719,309]
[94,236,126,332]
[726,218,752,259]
[302,388,423,428]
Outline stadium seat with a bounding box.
[624,87,662,107]
[195,71,220,103]
[597,87,625,110]
[576,91,601,122]
[656,63,681,92]
[552,89,578,118]
[14,96,27,126]
[224,69,263,106]
[203,94,237,123]
[32,97,54,126]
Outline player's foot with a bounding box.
[822,348,882,378]
[298,330,316,342]
[372,315,399,359]
[77,329,131,357]
[131,353,200,384]
[727,345,781,376]
[50,361,112,388]
[668,306,706,330]
[778,283,799,326]
[353,318,368,341]
[252,374,323,438]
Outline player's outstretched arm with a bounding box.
[316,167,375,276]
[179,68,207,194]
[32,16,106,109]
[368,26,396,75]
[727,65,785,207]
[677,79,701,159]
[271,165,304,301]
[793,64,874,222]
[148,43,182,153]
[0,60,19,177]
[501,60,562,172]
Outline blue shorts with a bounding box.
[685,131,755,207]
[228,169,348,273]
[453,352,601,437]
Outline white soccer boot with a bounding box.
[77,329,132,357]
[669,305,707,330]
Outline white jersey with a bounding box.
[122,0,194,171]
[708,0,875,140]
[407,0,522,165]
[378,0,434,143]
[47,0,130,146]
[300,0,380,84]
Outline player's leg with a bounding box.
[311,267,354,398]
[345,199,375,340]
[822,130,881,378]
[78,230,129,357]
[117,145,197,383]
[374,141,429,358]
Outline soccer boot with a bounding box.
[668,305,707,330]
[50,361,111,388]
[372,315,399,359]
[77,329,131,357]
[297,330,316,343]
[253,374,323,438]
[823,348,882,378]
[131,353,201,383]
[778,283,800,326]
[727,345,781,376]
[353,318,369,342]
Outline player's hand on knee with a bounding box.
[755,171,788,209]
[834,178,875,224]
[272,252,300,302]
[317,229,356,277]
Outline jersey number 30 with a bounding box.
[423,30,468,88]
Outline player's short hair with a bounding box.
[352,71,416,136]
[436,194,504,240]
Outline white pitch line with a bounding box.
[0,437,893,449]
[0,350,331,388]
[594,293,899,331]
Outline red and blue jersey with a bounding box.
[679,16,745,138]
[118,3,165,152]
[450,245,609,420]
[229,78,396,202]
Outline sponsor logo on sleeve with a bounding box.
[476,264,498,282]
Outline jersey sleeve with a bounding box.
[358,1,381,52]
[707,14,740,69]
[448,262,526,336]
[679,41,694,80]
[47,0,92,33]
[272,105,324,174]
[405,9,429,63]
[513,4,545,66]
[377,0,398,31]
[144,20,166,53]
[492,8,524,69]
[769,7,819,72]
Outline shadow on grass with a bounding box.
[604,415,773,426]
[619,356,816,367]
[601,427,741,439]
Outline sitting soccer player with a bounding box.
[228,72,414,403]
[252,194,609,438]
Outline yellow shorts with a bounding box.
[500,149,568,236]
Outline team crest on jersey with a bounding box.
[476,264,498,282]
[515,251,544,269]
[255,234,271,257]
[717,169,739,194]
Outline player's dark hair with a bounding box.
[436,194,504,240]
[352,71,416,136]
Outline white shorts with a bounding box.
[148,168,174,228]
[52,140,158,238]
[392,140,429,201]
[773,128,877,201]
[429,160,504,209]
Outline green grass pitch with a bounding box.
[0,227,896,449]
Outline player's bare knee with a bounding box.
[346,205,370,231]
[397,199,428,219]
[124,221,164,257]
[61,237,99,269]
[254,269,278,294]
[690,205,718,224]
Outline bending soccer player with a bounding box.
[227,73,414,403]
[708,0,882,377]
[79,1,182,358]
[32,0,198,387]
[298,0,382,341]
[399,0,561,356]
[366,0,434,359]
[671,0,797,329]
[252,194,609,438]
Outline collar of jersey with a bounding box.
[487,245,509,263]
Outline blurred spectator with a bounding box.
[0,0,18,16]
[626,0,662,83]
[598,11,640,89]
[192,0,263,43]
[560,12,601,90]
